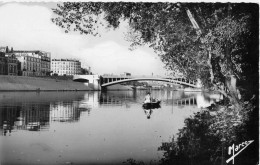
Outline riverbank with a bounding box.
[0,75,93,91]
[0,91,89,104]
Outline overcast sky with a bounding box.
[0,2,168,76]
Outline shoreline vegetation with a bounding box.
[157,96,258,165]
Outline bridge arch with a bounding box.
[101,77,198,88]
[73,78,89,83]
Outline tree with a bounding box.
[52,2,258,106]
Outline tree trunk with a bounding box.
[186,8,242,112]
[186,9,214,84]
[225,74,242,111]
[207,49,214,84]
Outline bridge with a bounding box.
[73,74,201,90]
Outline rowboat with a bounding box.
[142,100,161,109]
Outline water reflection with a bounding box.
[162,91,223,108]
[50,101,89,122]
[143,109,153,119]
[0,90,223,164]
[1,103,50,135]
[0,90,222,135]
[0,92,90,136]
[99,92,124,106]
[79,92,100,109]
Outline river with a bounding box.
[0,90,223,165]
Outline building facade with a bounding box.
[39,51,51,76]
[14,50,51,76]
[5,53,19,75]
[51,59,81,76]
[0,52,6,75]
[0,47,51,76]
[0,46,19,76]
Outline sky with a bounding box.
[0,2,167,76]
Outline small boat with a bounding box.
[142,100,161,109]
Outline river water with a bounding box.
[0,90,222,165]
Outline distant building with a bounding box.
[0,46,19,75]
[81,67,92,75]
[118,72,131,77]
[0,46,7,53]
[51,59,81,76]
[124,72,131,76]
[39,51,51,76]
[14,50,51,76]
[5,53,19,76]
[0,47,51,76]
[0,48,19,76]
[0,52,6,75]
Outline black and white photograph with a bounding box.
[0,1,259,165]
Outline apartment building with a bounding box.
[0,47,19,76]
[51,59,81,76]
[5,53,19,75]
[39,51,51,76]
[14,50,51,76]
[0,52,6,75]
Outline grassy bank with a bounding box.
[0,75,93,91]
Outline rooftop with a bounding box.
[14,50,50,54]
[52,59,80,62]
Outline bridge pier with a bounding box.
[73,75,101,90]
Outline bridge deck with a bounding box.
[101,77,198,88]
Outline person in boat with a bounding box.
[144,92,151,103]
